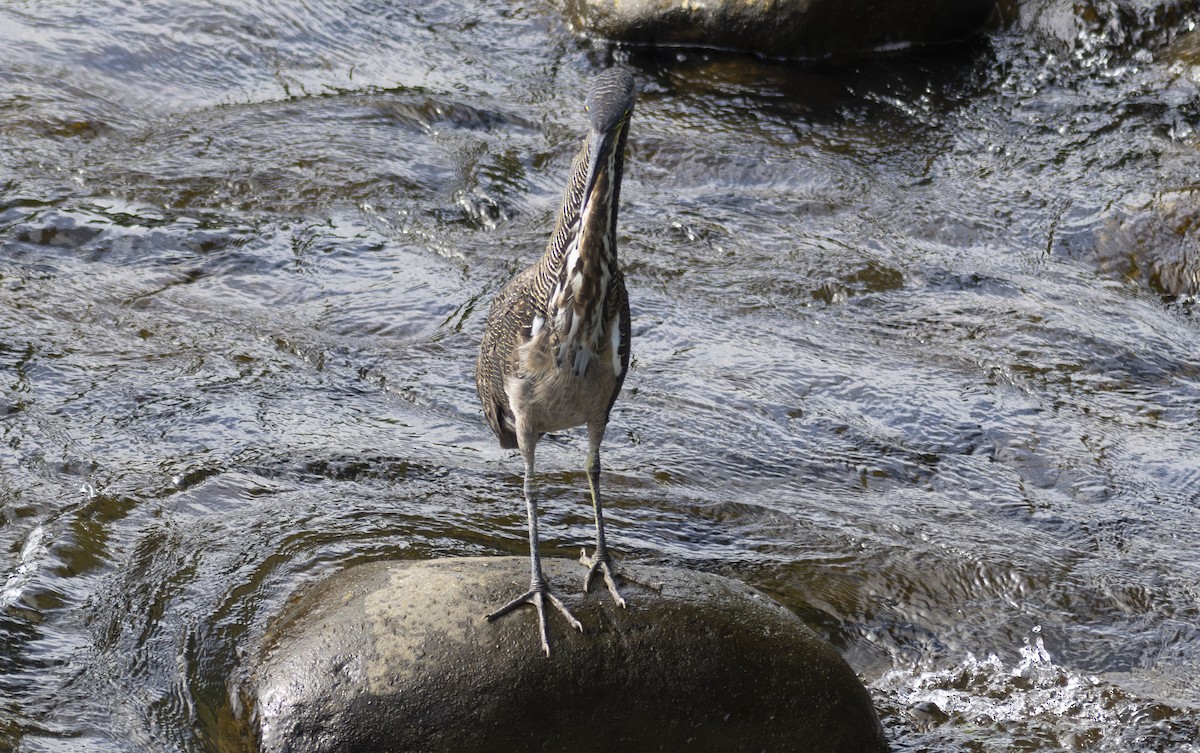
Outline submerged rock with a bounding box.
[1095,190,1200,298]
[555,0,997,60]
[253,556,887,753]
[1164,24,1200,68]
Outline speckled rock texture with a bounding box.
[253,557,887,753]
[556,0,998,59]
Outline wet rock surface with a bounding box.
[556,0,998,59]
[1014,0,1198,52]
[253,557,887,753]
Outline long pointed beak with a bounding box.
[579,120,625,225]
[577,66,635,225]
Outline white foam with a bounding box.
[2,524,48,608]
[873,628,1200,751]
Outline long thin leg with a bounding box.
[485,438,582,657]
[579,423,626,608]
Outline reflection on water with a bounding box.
[3,0,1200,751]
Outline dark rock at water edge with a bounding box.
[252,557,887,753]
[556,0,998,59]
[1012,0,1199,53]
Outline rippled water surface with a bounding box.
[3,1,1200,751]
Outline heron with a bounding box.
[475,67,636,657]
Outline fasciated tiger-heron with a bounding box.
[475,67,636,657]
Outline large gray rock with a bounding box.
[556,0,998,59]
[253,557,887,753]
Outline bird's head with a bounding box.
[576,68,636,255]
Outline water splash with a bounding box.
[1,524,48,609]
[874,628,1200,752]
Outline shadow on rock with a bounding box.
[557,0,996,60]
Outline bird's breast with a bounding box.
[504,321,621,435]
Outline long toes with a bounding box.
[580,549,601,592]
[532,592,552,657]
[484,591,534,622]
[602,568,627,609]
[484,586,583,657]
[546,592,584,632]
[580,551,628,608]
[592,562,625,608]
[580,549,597,589]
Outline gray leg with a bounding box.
[579,423,626,608]
[485,438,582,657]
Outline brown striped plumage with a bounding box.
[475,67,635,657]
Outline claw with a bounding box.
[580,547,627,608]
[485,584,583,657]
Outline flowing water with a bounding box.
[3,1,1200,751]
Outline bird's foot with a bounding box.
[485,583,582,657]
[579,547,628,608]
